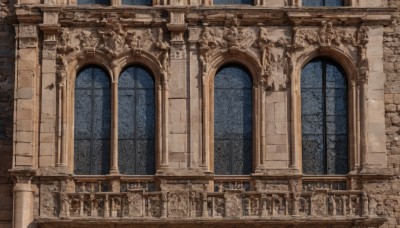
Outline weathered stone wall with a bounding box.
[0,0,15,227]
[381,0,400,227]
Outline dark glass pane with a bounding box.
[74,66,111,175]
[77,0,110,4]
[326,62,348,174]
[303,0,343,6]
[122,0,152,5]
[325,0,344,6]
[118,66,155,175]
[301,59,348,175]
[214,65,253,175]
[302,0,324,6]
[214,0,252,4]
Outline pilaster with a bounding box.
[39,9,60,171]
[14,24,39,169]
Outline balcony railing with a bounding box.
[56,176,381,220]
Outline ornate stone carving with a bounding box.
[128,192,144,217]
[224,191,242,218]
[198,19,256,73]
[167,191,189,218]
[256,27,289,91]
[17,25,38,48]
[79,30,99,50]
[99,18,126,56]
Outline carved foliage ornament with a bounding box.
[289,21,370,82]
[198,18,256,73]
[57,20,170,73]
[199,21,370,91]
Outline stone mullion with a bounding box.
[359,80,368,169]
[110,79,119,174]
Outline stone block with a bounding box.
[170,123,187,134]
[275,122,287,135]
[365,152,387,167]
[265,91,285,103]
[40,143,54,156]
[266,135,287,145]
[15,142,31,155]
[16,87,33,99]
[39,156,54,167]
[265,104,275,121]
[14,155,33,166]
[274,103,287,122]
[265,152,287,161]
[385,93,394,104]
[16,132,33,143]
[169,152,186,162]
[394,94,400,104]
[264,160,287,168]
[368,132,387,152]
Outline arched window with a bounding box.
[118,66,155,175]
[302,0,343,6]
[301,58,348,175]
[74,66,111,175]
[77,0,110,4]
[214,65,253,175]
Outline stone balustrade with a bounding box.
[56,177,380,220]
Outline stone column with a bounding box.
[10,170,36,228]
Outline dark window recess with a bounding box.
[301,58,348,175]
[74,66,111,175]
[118,66,155,175]
[302,0,344,6]
[214,65,253,175]
[122,0,152,5]
[214,0,252,5]
[77,0,110,4]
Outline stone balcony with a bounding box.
[35,175,388,228]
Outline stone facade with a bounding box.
[1,0,400,228]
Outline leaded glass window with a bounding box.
[122,0,152,5]
[77,0,110,4]
[214,0,252,4]
[302,0,344,6]
[301,58,348,175]
[214,65,253,175]
[74,66,111,175]
[118,66,155,175]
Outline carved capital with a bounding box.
[17,24,38,48]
